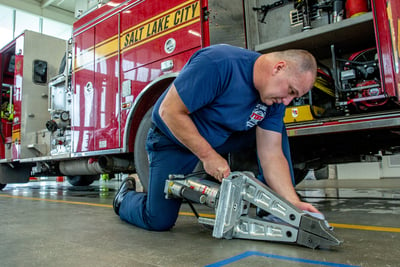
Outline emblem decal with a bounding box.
[164,38,176,54]
[291,108,299,118]
[247,103,267,128]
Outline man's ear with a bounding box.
[272,61,286,75]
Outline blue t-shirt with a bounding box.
[152,44,285,147]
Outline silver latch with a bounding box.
[161,60,174,72]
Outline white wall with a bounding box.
[336,155,400,179]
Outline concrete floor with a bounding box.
[1,176,400,267]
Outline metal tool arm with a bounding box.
[165,171,342,249]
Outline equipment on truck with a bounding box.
[165,171,342,249]
[253,0,290,24]
[285,46,384,122]
[332,46,385,113]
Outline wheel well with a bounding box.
[125,75,177,152]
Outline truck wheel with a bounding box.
[66,175,97,186]
[134,107,153,192]
[0,183,6,190]
[294,168,309,185]
[314,165,329,180]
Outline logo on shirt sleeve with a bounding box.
[246,103,268,128]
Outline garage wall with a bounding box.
[336,155,400,179]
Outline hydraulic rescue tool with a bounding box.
[164,171,342,249]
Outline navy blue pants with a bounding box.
[118,126,294,231]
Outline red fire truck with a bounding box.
[0,0,398,189]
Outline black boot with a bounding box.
[113,177,136,216]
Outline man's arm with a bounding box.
[158,84,230,181]
[256,126,319,212]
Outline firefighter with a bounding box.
[1,101,13,121]
[113,44,319,231]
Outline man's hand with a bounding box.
[292,200,321,213]
[202,152,230,182]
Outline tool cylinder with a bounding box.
[333,0,345,22]
[184,177,220,208]
[181,187,207,204]
[301,0,312,31]
[345,0,368,18]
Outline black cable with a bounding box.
[184,198,200,218]
[169,171,208,180]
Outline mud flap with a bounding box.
[0,163,33,184]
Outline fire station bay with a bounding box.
[0,0,399,266]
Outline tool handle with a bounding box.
[181,187,206,204]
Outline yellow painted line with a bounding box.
[2,194,400,233]
[179,211,216,219]
[330,223,400,233]
[0,194,110,208]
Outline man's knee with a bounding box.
[147,215,178,231]
[144,197,181,231]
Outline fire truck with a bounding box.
[0,0,398,190]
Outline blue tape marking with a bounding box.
[205,251,360,267]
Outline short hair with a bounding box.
[275,49,317,75]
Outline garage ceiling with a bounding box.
[0,0,77,25]
[37,0,76,14]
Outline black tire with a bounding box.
[134,107,153,192]
[294,168,309,185]
[66,175,98,186]
[314,165,329,180]
[0,183,6,190]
